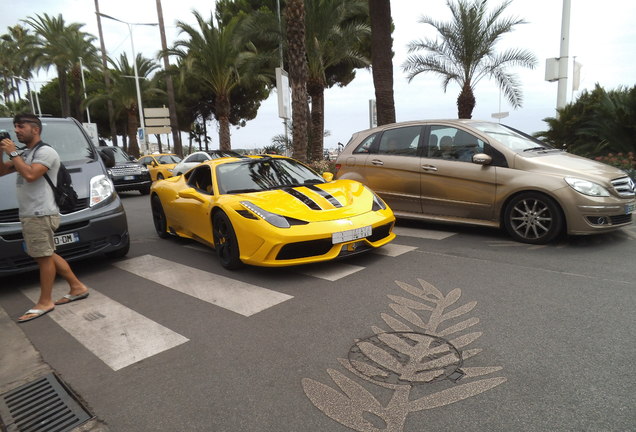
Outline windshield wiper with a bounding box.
[523,146,550,152]
[225,188,261,194]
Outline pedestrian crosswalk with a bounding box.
[17,229,455,372]
[21,283,189,371]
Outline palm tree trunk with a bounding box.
[308,80,324,162]
[57,65,71,118]
[71,66,84,122]
[457,82,475,119]
[369,0,396,125]
[217,96,231,151]
[286,0,309,163]
[127,109,140,157]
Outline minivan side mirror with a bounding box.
[98,148,115,168]
[472,153,492,165]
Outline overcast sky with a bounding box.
[3,0,636,149]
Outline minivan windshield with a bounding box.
[0,118,95,163]
[471,122,555,152]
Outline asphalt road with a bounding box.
[1,192,635,432]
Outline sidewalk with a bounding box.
[0,305,109,432]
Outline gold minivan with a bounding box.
[335,120,635,244]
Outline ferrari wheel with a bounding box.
[213,211,242,269]
[151,195,169,239]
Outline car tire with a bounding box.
[213,211,243,270]
[104,235,130,259]
[151,195,170,239]
[503,192,563,244]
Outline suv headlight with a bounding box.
[564,177,610,197]
[90,174,115,206]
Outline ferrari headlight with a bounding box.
[90,174,115,206]
[564,177,610,197]
[367,187,387,210]
[240,201,290,228]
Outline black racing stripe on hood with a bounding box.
[283,187,322,210]
[306,185,343,208]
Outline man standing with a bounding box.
[0,113,88,323]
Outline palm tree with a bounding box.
[368,0,396,125]
[64,29,100,122]
[168,12,254,151]
[402,0,537,119]
[285,0,310,162]
[24,13,90,118]
[93,53,163,157]
[0,25,37,106]
[305,0,370,161]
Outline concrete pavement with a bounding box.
[0,304,109,432]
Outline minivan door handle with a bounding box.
[371,159,384,166]
[421,164,438,171]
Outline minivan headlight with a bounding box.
[90,174,115,206]
[564,177,610,197]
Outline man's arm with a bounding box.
[0,138,48,181]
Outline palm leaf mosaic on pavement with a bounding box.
[302,278,507,431]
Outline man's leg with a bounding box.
[17,255,56,322]
[53,253,89,302]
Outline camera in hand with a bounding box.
[0,130,10,141]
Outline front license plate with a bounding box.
[332,225,372,244]
[123,175,135,180]
[54,232,80,246]
[626,203,635,215]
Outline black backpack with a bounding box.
[34,143,79,213]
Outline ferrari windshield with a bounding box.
[157,154,181,163]
[217,157,324,194]
[471,122,556,152]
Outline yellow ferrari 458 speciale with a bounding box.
[150,155,396,269]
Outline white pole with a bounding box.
[79,57,91,123]
[128,23,147,154]
[556,0,571,112]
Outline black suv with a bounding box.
[0,117,130,276]
[98,146,152,195]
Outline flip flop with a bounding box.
[18,308,54,323]
[55,291,90,305]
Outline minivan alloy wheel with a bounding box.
[504,192,563,244]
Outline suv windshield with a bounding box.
[110,146,135,163]
[0,118,95,163]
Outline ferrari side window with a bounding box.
[187,165,213,194]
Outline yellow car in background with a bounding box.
[150,155,396,269]
[138,153,182,181]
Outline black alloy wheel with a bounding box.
[503,192,563,244]
[151,195,169,238]
[212,211,242,269]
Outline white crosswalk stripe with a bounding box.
[113,254,293,317]
[295,262,365,281]
[393,226,456,240]
[21,283,189,371]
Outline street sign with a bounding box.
[144,107,169,118]
[146,126,172,134]
[144,107,171,135]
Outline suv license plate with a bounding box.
[54,232,80,246]
[123,175,135,180]
[332,225,372,244]
[626,203,635,215]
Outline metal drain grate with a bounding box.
[0,373,93,432]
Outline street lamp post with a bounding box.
[96,12,157,154]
